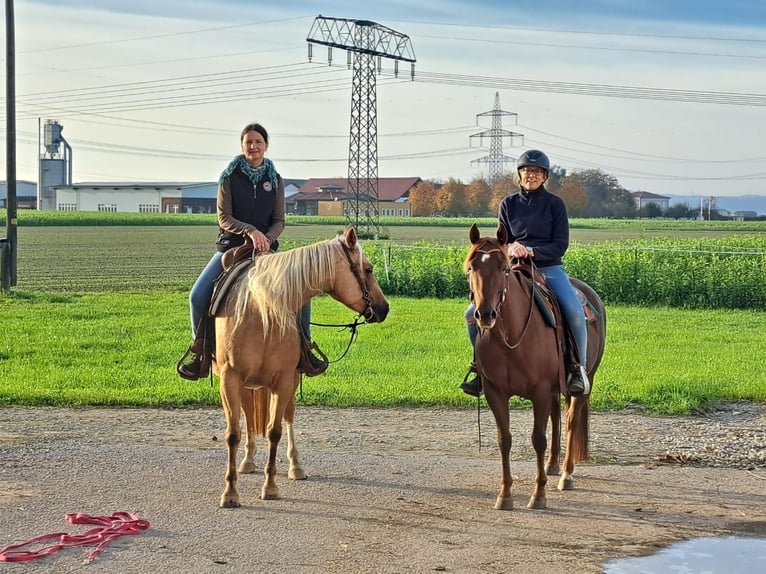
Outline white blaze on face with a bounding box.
[480,253,491,263]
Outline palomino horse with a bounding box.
[214,226,389,508]
[465,223,606,510]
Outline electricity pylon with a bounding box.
[470,92,524,184]
[307,16,415,237]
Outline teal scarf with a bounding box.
[219,155,278,191]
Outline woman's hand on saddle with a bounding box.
[508,242,534,259]
[247,229,271,252]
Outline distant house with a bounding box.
[0,180,38,209]
[292,177,420,217]
[631,190,670,211]
[732,210,758,221]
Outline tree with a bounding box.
[566,169,636,218]
[557,178,589,216]
[408,180,437,216]
[489,174,517,214]
[638,203,663,219]
[546,165,567,194]
[664,202,695,219]
[464,178,491,216]
[434,178,466,216]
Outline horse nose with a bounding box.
[474,307,497,326]
[367,301,389,323]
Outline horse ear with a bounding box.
[469,223,480,245]
[344,225,358,249]
[497,224,508,244]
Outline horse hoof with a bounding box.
[219,497,241,509]
[527,498,547,510]
[260,489,280,500]
[238,461,257,474]
[545,465,561,476]
[494,496,513,511]
[558,475,574,491]
[288,467,307,480]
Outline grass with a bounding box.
[1,291,764,414]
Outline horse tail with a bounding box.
[252,387,270,437]
[568,395,590,462]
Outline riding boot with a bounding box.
[567,364,590,396]
[177,336,205,380]
[297,317,329,377]
[459,361,482,397]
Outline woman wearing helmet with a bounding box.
[459,149,590,397]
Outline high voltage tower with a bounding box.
[470,92,524,184]
[307,16,415,237]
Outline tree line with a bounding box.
[408,167,704,219]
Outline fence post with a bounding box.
[0,238,10,292]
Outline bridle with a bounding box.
[338,238,375,322]
[302,238,375,369]
[469,246,536,350]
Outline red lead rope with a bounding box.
[0,512,150,563]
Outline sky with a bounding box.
[1,0,766,198]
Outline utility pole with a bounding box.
[2,0,17,292]
[470,92,523,185]
[307,16,415,238]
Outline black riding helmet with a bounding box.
[517,150,550,175]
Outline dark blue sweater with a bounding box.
[497,186,569,267]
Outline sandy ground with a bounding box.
[0,405,765,574]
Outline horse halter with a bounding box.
[338,238,375,322]
[468,246,509,311]
[469,245,535,350]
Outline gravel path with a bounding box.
[0,403,764,573]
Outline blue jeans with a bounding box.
[463,264,587,366]
[539,265,587,366]
[188,251,312,341]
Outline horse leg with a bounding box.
[546,393,562,476]
[219,372,244,508]
[285,377,307,480]
[528,398,550,510]
[237,388,257,474]
[261,383,290,500]
[559,395,590,491]
[485,394,513,511]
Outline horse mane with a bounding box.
[232,238,338,337]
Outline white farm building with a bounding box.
[52,180,304,213]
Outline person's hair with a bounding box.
[240,123,269,144]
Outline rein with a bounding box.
[302,238,374,365]
[470,246,537,350]
[495,261,536,350]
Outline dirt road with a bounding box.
[1,405,764,573]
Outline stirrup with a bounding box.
[176,339,210,381]
[298,340,329,377]
[459,363,482,397]
[567,365,590,396]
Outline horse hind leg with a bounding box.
[285,382,306,481]
[545,393,562,477]
[559,395,590,491]
[237,388,259,474]
[261,382,293,500]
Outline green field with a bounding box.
[1,215,765,414]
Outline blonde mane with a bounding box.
[233,238,339,337]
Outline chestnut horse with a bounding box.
[214,226,389,508]
[465,223,606,510]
